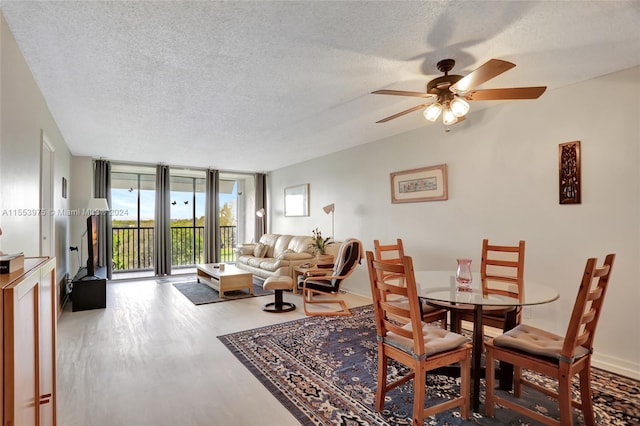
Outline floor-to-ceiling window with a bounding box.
[170,171,206,269]
[111,165,156,273]
[108,164,259,276]
[219,172,258,255]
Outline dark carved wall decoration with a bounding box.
[559,141,581,204]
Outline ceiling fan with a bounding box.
[372,58,546,126]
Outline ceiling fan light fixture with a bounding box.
[423,102,442,122]
[442,105,458,125]
[450,96,470,117]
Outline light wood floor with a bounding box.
[57,278,372,426]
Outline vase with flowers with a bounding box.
[310,228,334,266]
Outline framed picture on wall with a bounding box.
[390,164,448,203]
[62,177,67,199]
[559,141,581,204]
[284,184,309,216]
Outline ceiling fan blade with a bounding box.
[464,86,547,101]
[376,103,432,123]
[372,89,436,99]
[451,59,516,92]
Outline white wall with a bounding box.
[68,156,94,274]
[269,66,640,379]
[0,14,72,283]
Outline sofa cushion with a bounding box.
[253,243,268,258]
[247,257,266,268]
[288,235,314,254]
[277,250,313,261]
[272,235,294,258]
[259,259,282,272]
[276,249,294,260]
[258,234,282,256]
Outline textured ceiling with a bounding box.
[1,1,639,172]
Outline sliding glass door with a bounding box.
[111,168,156,272]
[170,172,205,269]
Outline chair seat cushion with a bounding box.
[264,276,294,291]
[386,322,468,356]
[493,324,590,361]
[299,278,338,293]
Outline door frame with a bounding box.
[40,131,55,257]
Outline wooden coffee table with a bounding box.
[196,264,253,298]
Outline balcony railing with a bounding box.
[112,225,237,271]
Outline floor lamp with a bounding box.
[256,208,266,237]
[323,203,335,239]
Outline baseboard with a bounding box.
[592,353,640,380]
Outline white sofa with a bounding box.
[234,233,316,280]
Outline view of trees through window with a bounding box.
[170,175,205,267]
[111,171,156,271]
[111,168,240,272]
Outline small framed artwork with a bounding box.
[390,164,448,203]
[559,141,581,204]
[62,177,68,199]
[284,183,310,216]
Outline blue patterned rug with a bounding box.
[218,305,639,425]
[171,276,272,305]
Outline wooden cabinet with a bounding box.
[1,257,56,426]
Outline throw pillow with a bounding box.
[253,243,268,258]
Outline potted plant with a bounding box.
[310,228,334,266]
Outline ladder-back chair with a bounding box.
[366,251,471,425]
[373,239,448,328]
[451,239,525,334]
[485,254,615,426]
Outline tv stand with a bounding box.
[71,266,106,311]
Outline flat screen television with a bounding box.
[86,215,99,276]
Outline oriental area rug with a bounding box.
[218,305,639,425]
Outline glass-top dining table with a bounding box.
[414,271,560,412]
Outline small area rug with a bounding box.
[173,278,272,305]
[218,305,639,425]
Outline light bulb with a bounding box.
[423,102,442,122]
[450,97,470,117]
[442,106,458,125]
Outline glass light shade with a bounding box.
[442,107,458,125]
[450,97,470,117]
[423,102,442,121]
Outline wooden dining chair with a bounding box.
[298,238,362,316]
[365,251,471,425]
[373,239,405,285]
[484,254,615,426]
[373,239,448,328]
[451,239,525,334]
